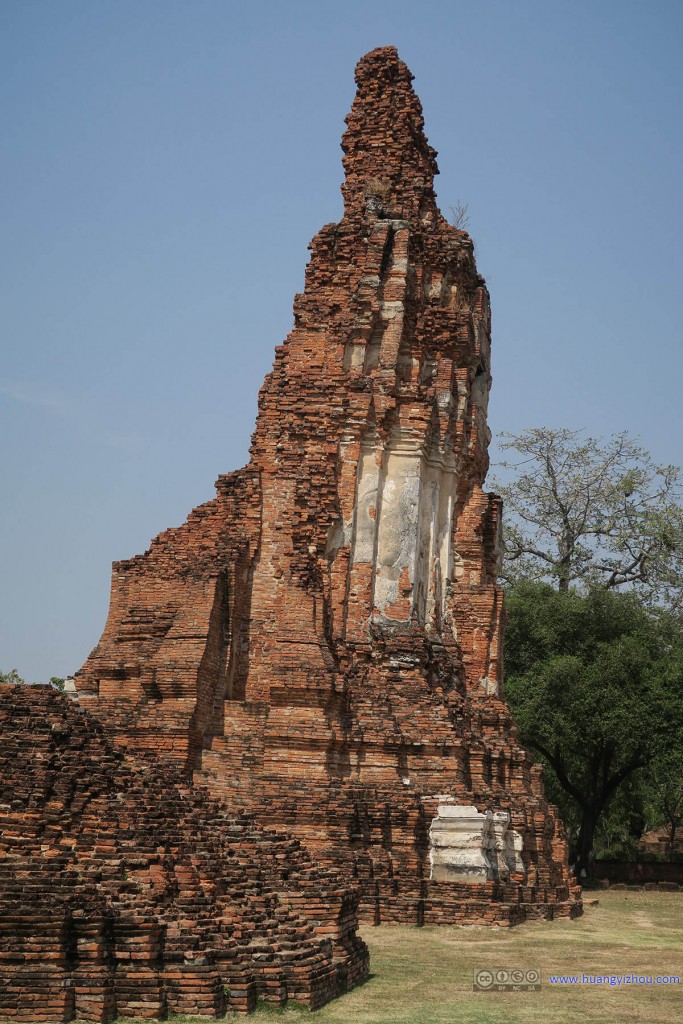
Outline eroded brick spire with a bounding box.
[341,46,440,221]
[74,47,583,932]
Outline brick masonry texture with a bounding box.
[0,685,368,1020]
[74,46,582,929]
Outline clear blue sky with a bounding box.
[2,0,681,682]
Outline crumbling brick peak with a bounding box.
[76,46,582,925]
[0,685,368,1022]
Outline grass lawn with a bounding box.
[242,890,683,1024]
[13,891,680,1024]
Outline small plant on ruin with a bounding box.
[449,201,470,230]
[0,669,25,685]
[364,176,392,199]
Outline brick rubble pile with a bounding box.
[0,685,368,1020]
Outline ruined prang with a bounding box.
[76,47,582,925]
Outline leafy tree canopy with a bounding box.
[641,743,683,860]
[0,669,25,686]
[0,671,66,689]
[504,581,683,877]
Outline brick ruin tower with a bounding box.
[75,47,582,926]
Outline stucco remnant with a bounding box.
[429,803,525,883]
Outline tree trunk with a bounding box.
[668,820,680,862]
[556,528,574,592]
[575,805,599,881]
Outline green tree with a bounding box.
[0,669,25,685]
[642,749,683,861]
[1,671,67,689]
[594,774,649,861]
[494,428,683,609]
[504,582,683,879]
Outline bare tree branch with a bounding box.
[492,428,683,607]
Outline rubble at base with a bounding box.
[0,685,368,1021]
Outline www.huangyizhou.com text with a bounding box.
[548,973,681,987]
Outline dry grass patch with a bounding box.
[246,890,682,1024]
